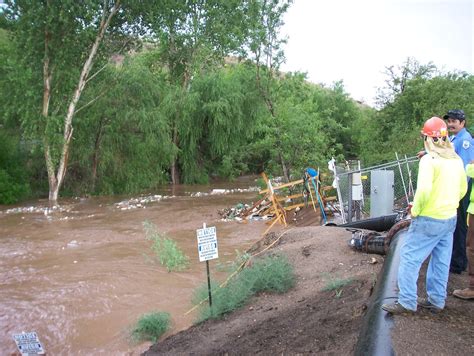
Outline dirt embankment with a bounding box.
[144,226,474,355]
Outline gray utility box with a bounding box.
[370,170,394,218]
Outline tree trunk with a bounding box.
[91,117,107,192]
[42,19,58,204]
[170,123,180,185]
[46,1,121,203]
[255,56,292,182]
[170,69,191,185]
[278,151,290,183]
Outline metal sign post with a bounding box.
[206,260,212,307]
[196,223,219,308]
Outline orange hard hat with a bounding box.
[421,117,448,138]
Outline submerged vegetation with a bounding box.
[143,221,189,272]
[131,311,171,343]
[192,254,295,323]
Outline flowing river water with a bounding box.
[0,177,268,355]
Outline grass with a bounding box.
[322,276,353,298]
[143,221,189,272]
[131,311,171,343]
[192,253,295,323]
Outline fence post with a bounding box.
[395,152,409,205]
[332,159,347,224]
[404,154,415,198]
[348,172,353,223]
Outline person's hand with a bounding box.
[417,150,426,159]
[406,202,413,215]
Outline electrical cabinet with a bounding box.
[370,170,394,218]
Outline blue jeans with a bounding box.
[451,179,471,272]
[398,215,456,310]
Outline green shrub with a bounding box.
[131,311,170,342]
[0,169,31,204]
[248,253,295,293]
[0,130,32,204]
[193,254,295,322]
[143,221,189,272]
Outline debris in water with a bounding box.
[67,240,79,248]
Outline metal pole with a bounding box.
[404,154,415,198]
[395,152,409,205]
[206,260,212,308]
[348,172,353,223]
[332,159,347,224]
[202,222,212,308]
[359,160,364,209]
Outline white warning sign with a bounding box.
[196,226,218,262]
[12,331,45,355]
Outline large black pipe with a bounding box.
[354,226,409,356]
[337,213,398,232]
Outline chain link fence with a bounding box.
[331,155,419,223]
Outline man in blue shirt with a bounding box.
[444,109,474,274]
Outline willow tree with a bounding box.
[4,0,125,203]
[178,63,265,182]
[135,0,272,184]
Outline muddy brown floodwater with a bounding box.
[0,177,268,355]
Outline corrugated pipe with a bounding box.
[354,221,410,356]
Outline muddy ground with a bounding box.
[144,226,474,355]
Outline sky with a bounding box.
[281,0,473,106]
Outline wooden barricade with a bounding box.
[258,172,337,234]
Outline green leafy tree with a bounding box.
[4,0,123,203]
[179,63,264,182]
[0,28,32,203]
[246,71,367,180]
[375,57,437,108]
[245,0,292,181]
[134,0,256,184]
[357,59,474,165]
[66,51,174,195]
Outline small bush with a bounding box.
[247,253,295,293]
[193,254,295,322]
[143,221,189,272]
[132,311,170,342]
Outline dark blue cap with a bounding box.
[443,109,465,121]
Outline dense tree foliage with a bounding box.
[2,3,472,205]
[131,0,263,184]
[2,0,126,202]
[357,58,474,165]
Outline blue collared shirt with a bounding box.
[450,128,474,168]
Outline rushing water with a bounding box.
[0,177,268,355]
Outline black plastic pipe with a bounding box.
[354,226,409,356]
[337,213,398,232]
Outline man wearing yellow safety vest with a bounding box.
[382,117,467,314]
